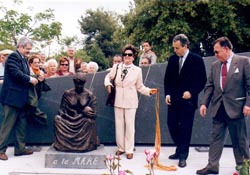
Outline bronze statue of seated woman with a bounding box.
[53,72,100,152]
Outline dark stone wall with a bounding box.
[1,52,250,146]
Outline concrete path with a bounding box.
[1,145,237,175]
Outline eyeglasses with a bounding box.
[123,53,133,57]
[60,64,69,66]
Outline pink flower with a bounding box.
[145,149,159,175]
[144,149,150,155]
[106,154,114,160]
[146,155,151,163]
[118,170,126,175]
[233,172,239,175]
[153,151,159,157]
[104,154,133,175]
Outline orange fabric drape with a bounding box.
[145,90,177,171]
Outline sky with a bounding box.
[2,0,132,37]
[1,0,132,55]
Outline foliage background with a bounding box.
[1,0,250,70]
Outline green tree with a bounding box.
[122,0,250,62]
[88,43,109,71]
[0,2,62,52]
[78,8,124,69]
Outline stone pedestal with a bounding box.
[45,144,106,169]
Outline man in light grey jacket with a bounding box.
[197,36,250,175]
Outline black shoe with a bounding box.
[196,167,218,174]
[168,153,179,160]
[178,159,186,168]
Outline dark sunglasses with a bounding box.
[123,53,133,57]
[60,64,69,66]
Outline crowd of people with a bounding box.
[0,40,156,81]
[0,48,101,81]
[0,34,250,175]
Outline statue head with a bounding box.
[73,72,86,93]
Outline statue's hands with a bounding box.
[84,106,95,118]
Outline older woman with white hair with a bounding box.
[45,58,59,78]
[87,61,99,74]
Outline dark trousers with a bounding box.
[207,104,249,171]
[167,101,195,160]
[0,105,27,154]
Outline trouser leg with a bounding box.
[14,107,27,153]
[178,109,195,160]
[167,105,180,154]
[228,117,249,165]
[114,107,125,152]
[207,105,227,172]
[124,108,136,154]
[0,105,19,153]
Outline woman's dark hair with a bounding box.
[28,54,40,65]
[59,56,70,71]
[122,44,139,60]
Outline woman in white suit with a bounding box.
[105,44,158,159]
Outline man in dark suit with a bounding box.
[0,37,38,161]
[164,34,207,167]
[196,37,250,174]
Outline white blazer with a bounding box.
[104,63,150,108]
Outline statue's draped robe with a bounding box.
[53,88,99,152]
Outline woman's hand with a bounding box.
[37,74,45,82]
[150,88,158,95]
[106,85,111,94]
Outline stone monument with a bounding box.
[45,73,105,169]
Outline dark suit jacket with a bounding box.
[0,50,31,108]
[201,54,250,119]
[164,51,207,109]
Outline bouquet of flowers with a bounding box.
[102,154,133,175]
[145,149,159,175]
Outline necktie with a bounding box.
[221,61,227,90]
[179,57,183,73]
[23,56,30,74]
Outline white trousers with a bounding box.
[114,107,137,154]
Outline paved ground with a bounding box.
[1,145,238,175]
